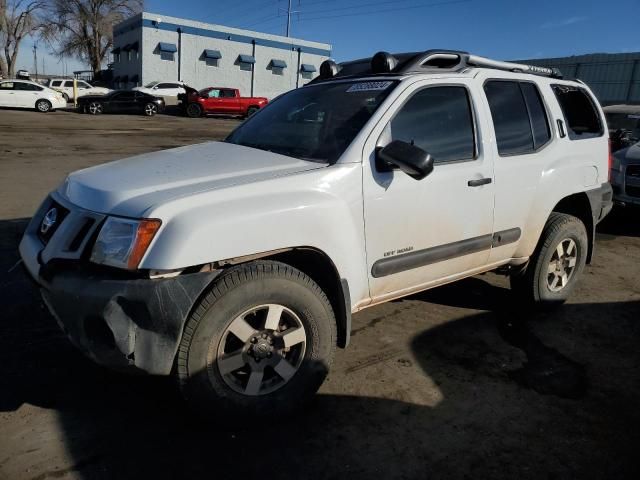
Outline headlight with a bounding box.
[91,217,161,269]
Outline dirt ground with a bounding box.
[1,108,639,480]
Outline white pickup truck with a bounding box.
[20,50,612,419]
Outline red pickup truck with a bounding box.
[180,86,268,118]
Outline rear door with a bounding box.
[0,81,16,106]
[220,89,241,114]
[63,80,75,99]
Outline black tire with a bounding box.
[186,103,202,118]
[177,260,336,421]
[35,99,52,113]
[510,212,588,308]
[246,106,259,117]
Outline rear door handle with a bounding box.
[468,177,492,187]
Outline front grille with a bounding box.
[627,164,640,178]
[626,185,640,198]
[37,200,70,244]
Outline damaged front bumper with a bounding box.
[20,224,219,375]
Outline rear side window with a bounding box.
[484,80,551,155]
[552,85,603,140]
[389,86,475,163]
[64,81,74,87]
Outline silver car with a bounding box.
[606,105,640,206]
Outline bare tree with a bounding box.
[43,0,141,75]
[0,0,45,78]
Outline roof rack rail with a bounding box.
[312,49,563,83]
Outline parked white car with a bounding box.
[0,79,66,112]
[20,50,613,419]
[133,80,186,97]
[46,78,110,102]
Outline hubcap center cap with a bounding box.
[250,334,274,360]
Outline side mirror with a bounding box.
[377,140,434,180]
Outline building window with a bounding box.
[203,49,222,67]
[157,42,177,62]
[300,63,316,80]
[270,59,287,76]
[238,54,255,71]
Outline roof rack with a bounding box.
[312,49,563,83]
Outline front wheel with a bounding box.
[510,212,588,308]
[176,261,336,420]
[88,101,103,115]
[186,103,202,118]
[246,106,259,117]
[143,103,158,116]
[35,99,52,113]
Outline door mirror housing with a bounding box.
[377,140,434,180]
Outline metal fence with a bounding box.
[514,52,640,106]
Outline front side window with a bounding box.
[226,80,397,163]
[389,86,475,163]
[144,81,159,88]
[552,85,603,140]
[64,81,74,88]
[51,80,62,87]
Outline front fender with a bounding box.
[140,164,369,306]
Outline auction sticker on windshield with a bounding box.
[346,81,394,92]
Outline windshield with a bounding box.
[144,81,159,88]
[225,80,397,163]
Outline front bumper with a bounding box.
[19,194,220,375]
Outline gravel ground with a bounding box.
[0,108,639,480]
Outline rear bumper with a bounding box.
[586,182,614,223]
[20,222,219,375]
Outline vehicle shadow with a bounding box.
[1,218,639,479]
[597,206,640,238]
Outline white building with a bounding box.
[111,12,332,99]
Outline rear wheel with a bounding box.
[144,103,158,116]
[186,103,202,118]
[510,212,588,308]
[88,101,103,115]
[35,99,52,113]
[176,261,336,420]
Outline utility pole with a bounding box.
[33,43,38,80]
[286,0,292,37]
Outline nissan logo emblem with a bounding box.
[40,208,58,235]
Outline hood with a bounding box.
[617,142,640,163]
[60,141,326,216]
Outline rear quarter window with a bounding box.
[552,85,604,140]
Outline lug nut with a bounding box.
[251,337,257,343]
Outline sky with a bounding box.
[16,0,640,75]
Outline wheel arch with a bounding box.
[201,246,352,349]
[551,192,595,263]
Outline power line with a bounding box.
[297,0,470,22]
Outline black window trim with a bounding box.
[483,78,554,158]
[380,83,480,167]
[550,83,605,141]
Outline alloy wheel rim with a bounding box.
[213,304,307,396]
[89,102,101,114]
[38,101,49,112]
[145,104,156,115]
[547,238,578,292]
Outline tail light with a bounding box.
[608,139,613,182]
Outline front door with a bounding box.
[0,81,16,106]
[108,91,136,113]
[363,80,496,301]
[13,82,41,108]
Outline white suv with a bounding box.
[20,50,612,419]
[133,81,186,97]
[46,79,110,102]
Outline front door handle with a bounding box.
[468,177,492,187]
